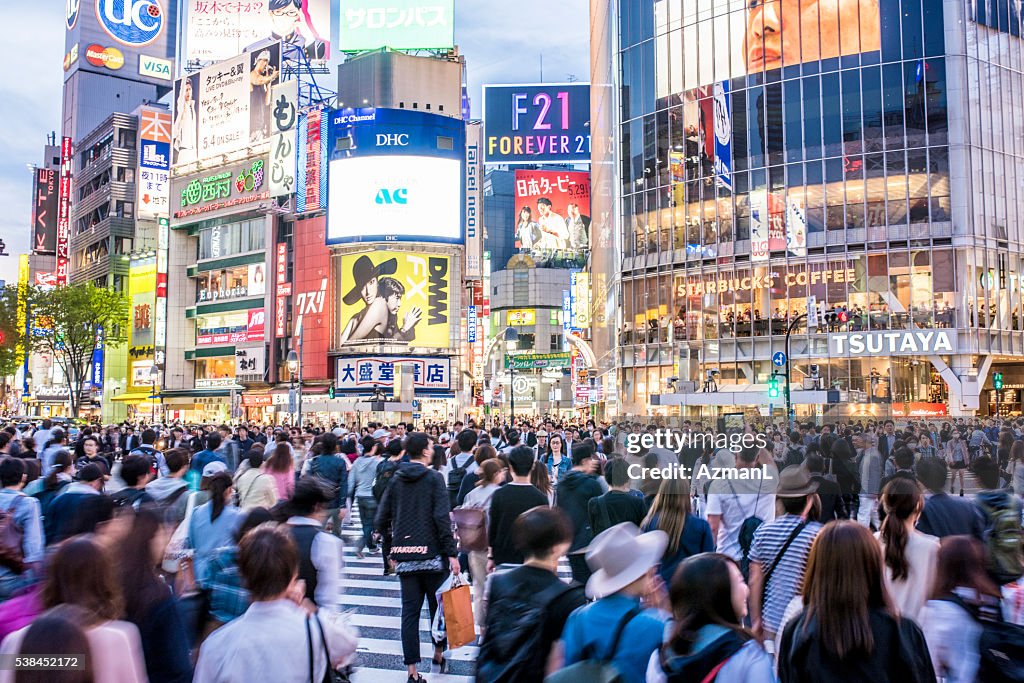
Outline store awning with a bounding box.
[109,392,156,403]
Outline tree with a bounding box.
[26,283,130,418]
[0,286,27,379]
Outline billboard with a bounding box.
[335,356,452,392]
[464,122,482,279]
[171,44,282,168]
[483,84,592,164]
[56,137,73,286]
[338,0,455,52]
[269,80,299,197]
[337,251,451,349]
[196,308,265,345]
[169,156,270,226]
[292,217,332,380]
[513,170,590,268]
[137,107,172,219]
[327,108,465,244]
[297,106,328,212]
[128,256,157,392]
[31,168,58,255]
[186,0,332,64]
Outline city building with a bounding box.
[591,0,1024,419]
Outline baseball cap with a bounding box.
[372,428,389,440]
[202,461,229,478]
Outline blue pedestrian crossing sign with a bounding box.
[772,352,788,367]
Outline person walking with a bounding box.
[648,553,775,683]
[459,459,503,624]
[233,449,278,511]
[374,432,459,682]
[588,457,648,537]
[640,477,713,585]
[0,458,44,600]
[856,433,883,529]
[265,442,296,502]
[777,522,935,683]
[487,446,549,569]
[556,443,604,584]
[283,478,344,612]
[876,478,939,621]
[301,433,348,537]
[348,436,382,557]
[186,471,244,590]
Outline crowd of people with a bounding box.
[0,415,1020,682]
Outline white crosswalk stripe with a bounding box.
[339,503,573,681]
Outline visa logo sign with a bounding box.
[375,188,408,205]
[139,54,172,80]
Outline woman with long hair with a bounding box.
[946,430,970,495]
[1010,439,1024,498]
[778,521,935,682]
[264,442,295,502]
[649,553,774,683]
[641,477,714,584]
[186,472,243,588]
[530,459,554,504]
[5,605,95,683]
[117,507,192,683]
[920,536,1003,683]
[461,459,505,624]
[0,537,148,683]
[544,434,570,483]
[877,478,939,620]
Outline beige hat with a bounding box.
[584,522,668,599]
[778,464,820,498]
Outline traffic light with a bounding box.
[768,374,780,399]
[328,383,336,400]
[823,308,849,326]
[994,373,1004,390]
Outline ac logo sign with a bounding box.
[375,133,409,147]
[96,0,164,47]
[375,188,408,205]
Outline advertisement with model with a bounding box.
[327,108,465,244]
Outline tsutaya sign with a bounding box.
[680,267,856,297]
[829,331,956,357]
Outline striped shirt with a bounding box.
[749,514,822,633]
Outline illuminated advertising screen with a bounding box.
[513,170,590,268]
[338,0,455,51]
[128,256,157,392]
[31,168,58,255]
[137,107,172,219]
[337,251,452,349]
[483,84,592,164]
[171,44,281,168]
[186,0,332,64]
[327,108,464,244]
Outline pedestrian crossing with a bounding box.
[337,505,572,682]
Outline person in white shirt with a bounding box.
[876,477,939,621]
[194,524,358,683]
[285,478,345,613]
[705,446,778,563]
[535,198,569,250]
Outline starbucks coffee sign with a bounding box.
[829,330,956,357]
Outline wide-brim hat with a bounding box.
[779,464,820,498]
[584,522,668,599]
[343,255,398,305]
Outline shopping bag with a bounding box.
[431,572,456,643]
[441,576,475,649]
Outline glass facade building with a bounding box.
[592,0,1024,418]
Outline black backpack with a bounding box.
[941,594,1024,683]
[373,459,400,501]
[447,454,472,499]
[476,579,579,682]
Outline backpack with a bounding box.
[447,454,472,499]
[309,456,344,508]
[111,488,151,511]
[476,579,580,682]
[0,496,25,572]
[979,495,1024,585]
[941,594,1024,683]
[544,606,642,683]
[373,459,400,501]
[727,478,764,579]
[451,507,488,552]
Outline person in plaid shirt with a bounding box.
[206,508,274,626]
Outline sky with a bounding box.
[0,1,590,288]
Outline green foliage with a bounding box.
[26,283,130,417]
[0,286,25,378]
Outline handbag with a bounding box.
[307,614,356,683]
[440,574,475,649]
[451,507,488,552]
[0,584,42,642]
[162,491,198,574]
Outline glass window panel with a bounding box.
[803,75,823,160]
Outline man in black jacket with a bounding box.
[487,446,549,568]
[375,432,459,682]
[804,452,846,523]
[915,457,984,539]
[588,457,647,536]
[556,442,603,584]
[46,464,113,545]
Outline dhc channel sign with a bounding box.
[96,0,164,47]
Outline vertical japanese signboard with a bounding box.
[56,137,72,286]
[269,79,298,197]
[464,122,482,279]
[298,107,324,212]
[137,107,172,219]
[275,242,289,338]
[31,168,58,255]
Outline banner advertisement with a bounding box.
[235,347,265,379]
[338,0,455,52]
[186,0,331,65]
[513,169,590,268]
[327,108,465,244]
[138,107,172,219]
[169,156,270,226]
[128,257,157,392]
[269,79,298,197]
[31,168,58,255]
[483,84,592,164]
[335,356,452,391]
[56,137,73,286]
[171,43,281,168]
[297,107,327,213]
[292,217,332,379]
[464,122,482,279]
[712,81,732,191]
[574,272,591,329]
[196,308,266,346]
[337,251,451,349]
[504,352,571,370]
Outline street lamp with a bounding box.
[504,328,519,423]
[286,348,300,428]
[148,364,161,426]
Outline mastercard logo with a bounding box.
[85,44,125,71]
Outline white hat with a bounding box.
[372,428,389,440]
[584,522,668,599]
[536,430,548,438]
[332,427,344,436]
[202,461,228,478]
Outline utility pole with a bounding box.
[784,312,808,430]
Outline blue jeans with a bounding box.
[356,496,378,552]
